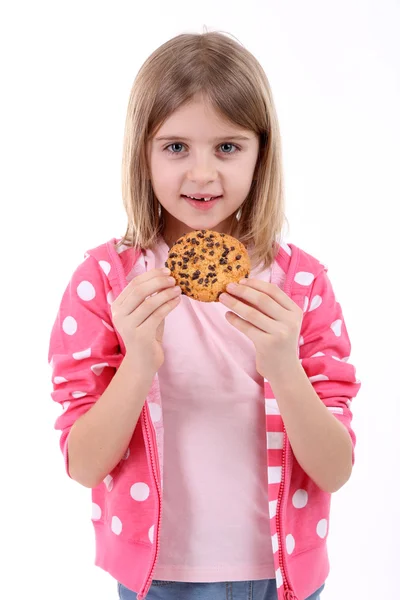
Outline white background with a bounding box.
[1,1,399,599]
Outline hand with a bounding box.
[111,268,182,374]
[219,278,303,382]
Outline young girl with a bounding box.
[48,31,361,600]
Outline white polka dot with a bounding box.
[72,348,91,360]
[331,319,342,337]
[298,336,304,346]
[77,281,96,301]
[311,352,325,358]
[99,260,111,275]
[111,516,122,535]
[71,391,87,398]
[294,271,315,286]
[286,534,295,554]
[91,363,109,376]
[62,316,77,335]
[148,403,162,423]
[303,296,309,312]
[309,295,322,312]
[102,319,115,332]
[107,290,115,305]
[123,447,130,460]
[148,525,155,543]
[317,518,328,538]
[275,567,283,588]
[130,482,150,502]
[309,374,329,383]
[62,401,71,411]
[292,489,308,509]
[54,376,68,384]
[271,533,278,553]
[332,355,341,361]
[92,503,101,520]
[269,500,277,518]
[103,475,113,491]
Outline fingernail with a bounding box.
[162,268,171,274]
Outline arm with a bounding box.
[67,355,154,488]
[269,359,353,493]
[270,266,361,493]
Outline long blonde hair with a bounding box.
[118,30,288,271]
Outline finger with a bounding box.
[119,273,176,314]
[139,290,182,334]
[225,310,265,346]
[115,268,171,305]
[131,285,182,329]
[225,283,284,321]
[219,292,279,334]
[239,279,297,312]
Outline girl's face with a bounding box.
[147,95,260,245]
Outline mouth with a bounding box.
[181,194,222,202]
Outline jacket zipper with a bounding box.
[137,404,162,600]
[275,428,297,600]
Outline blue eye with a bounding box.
[164,142,241,156]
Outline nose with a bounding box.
[186,152,218,186]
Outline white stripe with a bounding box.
[269,500,277,518]
[276,567,283,588]
[268,466,282,484]
[327,406,344,415]
[267,432,284,450]
[271,533,279,553]
[265,398,280,415]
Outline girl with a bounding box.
[48,31,361,600]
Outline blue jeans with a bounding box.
[118,579,325,600]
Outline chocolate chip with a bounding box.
[186,238,190,242]
[236,265,241,269]
[209,265,216,270]
[182,264,188,269]
[197,233,204,238]
[201,248,207,253]
[198,278,204,284]
[222,249,229,258]
[184,251,191,256]
[230,246,235,251]
[192,270,201,280]
[182,257,189,263]
[212,278,217,283]
[219,258,228,265]
[193,256,199,264]
[206,243,214,248]
[191,238,197,243]
[170,253,178,258]
[209,250,215,256]
[207,272,214,278]
[235,255,242,260]
[178,261,182,266]
[215,242,220,247]
[180,280,185,285]
[200,255,205,260]
[227,266,233,271]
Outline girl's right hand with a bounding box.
[111,268,182,375]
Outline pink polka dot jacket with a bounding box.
[48,237,361,600]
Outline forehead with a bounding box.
[152,97,257,142]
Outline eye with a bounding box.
[164,142,241,156]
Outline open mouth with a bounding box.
[181,195,222,202]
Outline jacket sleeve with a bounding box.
[298,266,361,464]
[48,254,124,478]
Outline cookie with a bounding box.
[165,229,251,302]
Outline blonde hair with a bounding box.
[118,30,288,271]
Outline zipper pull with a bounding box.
[284,590,297,600]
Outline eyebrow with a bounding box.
[154,134,252,142]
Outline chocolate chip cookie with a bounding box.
[165,229,251,302]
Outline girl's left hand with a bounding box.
[219,278,304,382]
